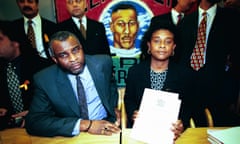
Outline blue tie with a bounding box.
[76,76,89,119]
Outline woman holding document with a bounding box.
[124,21,189,141]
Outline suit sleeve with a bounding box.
[25,73,78,137]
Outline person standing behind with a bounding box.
[12,0,56,60]
[178,0,240,127]
[109,4,141,57]
[58,0,110,55]
[224,0,240,12]
[25,31,120,137]
[0,21,52,130]
[150,0,197,27]
[124,22,188,141]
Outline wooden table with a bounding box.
[175,127,227,144]
[0,128,145,144]
[0,127,227,144]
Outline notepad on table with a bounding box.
[207,127,240,144]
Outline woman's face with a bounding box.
[147,29,176,62]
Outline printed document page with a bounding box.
[130,88,181,144]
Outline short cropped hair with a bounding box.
[48,31,81,57]
[111,3,137,15]
[0,20,19,42]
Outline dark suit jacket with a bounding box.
[12,17,57,59]
[25,55,118,137]
[58,18,110,55]
[178,6,239,126]
[124,59,188,127]
[150,12,175,28]
[0,53,52,130]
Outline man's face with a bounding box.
[16,0,39,19]
[51,36,85,75]
[110,9,139,49]
[66,0,87,18]
[178,0,197,12]
[0,32,16,60]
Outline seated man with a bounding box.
[25,31,120,137]
[0,21,52,130]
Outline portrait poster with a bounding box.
[55,0,173,87]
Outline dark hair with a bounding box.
[172,0,178,8]
[140,21,178,60]
[111,3,137,14]
[0,20,18,42]
[49,31,81,57]
[16,0,39,4]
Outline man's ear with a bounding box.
[110,22,114,32]
[51,57,57,64]
[12,41,19,48]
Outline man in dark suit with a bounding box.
[58,0,110,55]
[25,31,120,137]
[150,0,197,27]
[12,0,56,60]
[178,0,240,127]
[0,21,52,130]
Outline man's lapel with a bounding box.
[56,68,80,116]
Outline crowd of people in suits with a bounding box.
[0,0,239,142]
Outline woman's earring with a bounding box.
[147,49,151,54]
[171,51,175,56]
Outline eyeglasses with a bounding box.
[67,0,83,5]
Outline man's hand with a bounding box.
[82,120,121,135]
[11,110,29,128]
[114,108,120,126]
[0,108,7,116]
[11,110,29,118]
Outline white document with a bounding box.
[207,127,240,144]
[130,88,181,144]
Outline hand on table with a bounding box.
[83,120,121,136]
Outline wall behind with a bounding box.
[0,0,56,22]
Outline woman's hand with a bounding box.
[171,120,184,141]
[132,110,139,122]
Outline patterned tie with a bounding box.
[76,76,89,119]
[177,14,182,25]
[27,20,36,48]
[6,63,24,113]
[190,12,207,71]
[79,19,86,39]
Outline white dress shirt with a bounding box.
[24,14,47,58]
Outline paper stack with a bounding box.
[207,127,240,144]
[130,88,181,144]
